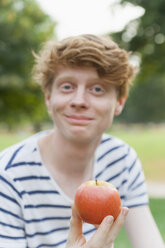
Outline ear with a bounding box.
[115,96,127,116]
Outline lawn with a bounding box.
[109,125,165,181]
[115,198,165,247]
[0,131,31,151]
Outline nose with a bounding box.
[70,87,88,109]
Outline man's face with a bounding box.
[45,66,125,144]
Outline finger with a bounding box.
[66,204,83,245]
[107,207,129,242]
[88,215,114,246]
[87,207,129,247]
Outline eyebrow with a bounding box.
[55,75,104,83]
[56,74,81,81]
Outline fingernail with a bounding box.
[106,216,114,224]
[122,207,129,217]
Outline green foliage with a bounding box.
[0,0,55,129]
[111,0,165,123]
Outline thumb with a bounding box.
[66,204,84,246]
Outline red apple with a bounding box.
[74,180,121,225]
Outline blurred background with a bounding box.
[0,0,165,246]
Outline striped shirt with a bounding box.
[0,131,148,248]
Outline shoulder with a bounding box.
[0,130,50,173]
[100,133,129,148]
[98,133,132,158]
[96,133,139,173]
[97,133,148,207]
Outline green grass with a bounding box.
[0,131,30,151]
[109,126,165,181]
[115,198,165,247]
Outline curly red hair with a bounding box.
[33,34,137,98]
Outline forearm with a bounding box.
[124,206,165,248]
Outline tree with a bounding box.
[111,0,165,123]
[0,0,56,129]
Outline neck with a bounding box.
[39,129,101,177]
[38,129,102,199]
[51,129,101,174]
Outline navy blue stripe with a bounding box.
[24,204,71,209]
[131,181,145,191]
[0,207,23,221]
[0,192,20,207]
[83,227,96,235]
[14,176,50,182]
[128,157,137,172]
[0,221,24,230]
[0,175,22,198]
[25,216,70,224]
[126,192,147,201]
[6,161,42,169]
[0,206,70,223]
[97,145,124,162]
[96,152,129,179]
[120,195,125,200]
[5,144,24,170]
[36,239,67,248]
[125,192,147,202]
[116,179,128,191]
[126,202,148,208]
[0,207,70,224]
[117,179,128,190]
[106,167,127,182]
[26,227,69,238]
[128,171,141,190]
[122,179,128,185]
[20,190,59,196]
[100,137,112,144]
[0,234,25,240]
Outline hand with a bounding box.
[66,204,129,248]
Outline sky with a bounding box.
[36,0,144,40]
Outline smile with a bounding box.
[64,115,94,125]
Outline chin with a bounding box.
[68,130,102,145]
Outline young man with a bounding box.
[0,34,164,248]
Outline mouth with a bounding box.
[64,115,94,125]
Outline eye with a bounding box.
[60,83,74,92]
[94,87,103,92]
[90,85,105,95]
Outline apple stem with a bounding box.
[96,179,98,186]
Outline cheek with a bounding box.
[46,97,60,119]
[99,103,116,127]
[104,110,115,126]
[48,96,71,123]
[49,95,64,111]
